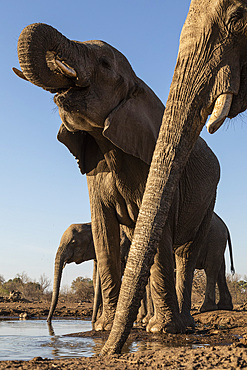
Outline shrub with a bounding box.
[71,277,94,302]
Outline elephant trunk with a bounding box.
[47,252,65,323]
[17,23,87,92]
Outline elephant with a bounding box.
[14,22,220,348]
[195,213,234,313]
[94,1,247,354]
[47,223,131,324]
[47,223,95,323]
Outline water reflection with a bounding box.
[0,319,93,361]
[0,319,213,361]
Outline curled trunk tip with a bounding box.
[17,23,75,91]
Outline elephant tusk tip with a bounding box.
[206,116,226,134]
[206,93,233,134]
[55,59,77,78]
[12,67,28,81]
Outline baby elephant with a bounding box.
[195,213,234,312]
[47,223,95,323]
[47,223,130,323]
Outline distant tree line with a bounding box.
[0,271,246,305]
[0,272,94,302]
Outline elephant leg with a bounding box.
[92,260,103,328]
[142,278,154,325]
[175,244,197,329]
[217,259,233,310]
[90,201,122,331]
[199,267,218,312]
[135,290,147,325]
[146,227,183,334]
[175,201,215,327]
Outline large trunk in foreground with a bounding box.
[101,19,216,354]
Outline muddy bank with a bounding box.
[1,343,246,369]
[0,299,92,319]
[1,303,247,369]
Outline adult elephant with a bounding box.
[93,1,247,354]
[14,23,219,340]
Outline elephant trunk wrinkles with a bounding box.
[47,253,65,323]
[17,23,82,92]
[102,52,211,354]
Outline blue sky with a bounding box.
[1,1,246,290]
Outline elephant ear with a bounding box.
[103,80,165,165]
[57,124,94,175]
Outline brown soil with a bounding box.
[1,301,247,369]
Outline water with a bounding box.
[0,319,96,361]
[0,319,217,361]
[0,319,163,361]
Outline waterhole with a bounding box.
[0,319,166,361]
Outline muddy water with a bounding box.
[0,319,96,360]
[0,319,166,361]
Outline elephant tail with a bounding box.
[215,213,235,275]
[227,228,235,275]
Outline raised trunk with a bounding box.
[17,23,83,91]
[47,255,64,323]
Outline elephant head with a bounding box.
[101,0,247,353]
[47,223,94,323]
[14,23,164,167]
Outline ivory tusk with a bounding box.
[206,93,233,134]
[55,59,77,78]
[12,67,28,81]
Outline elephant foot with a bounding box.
[142,314,153,326]
[217,301,233,311]
[200,302,218,313]
[146,313,185,334]
[94,311,114,331]
[180,312,195,330]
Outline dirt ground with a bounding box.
[1,300,247,369]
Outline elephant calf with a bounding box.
[47,214,234,323]
[47,223,130,323]
[195,213,234,313]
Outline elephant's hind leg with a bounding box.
[199,269,218,313]
[217,260,233,310]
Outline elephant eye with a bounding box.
[226,7,246,33]
[99,57,111,70]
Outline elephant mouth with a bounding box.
[54,86,89,111]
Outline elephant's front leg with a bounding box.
[146,227,183,334]
[91,206,121,331]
